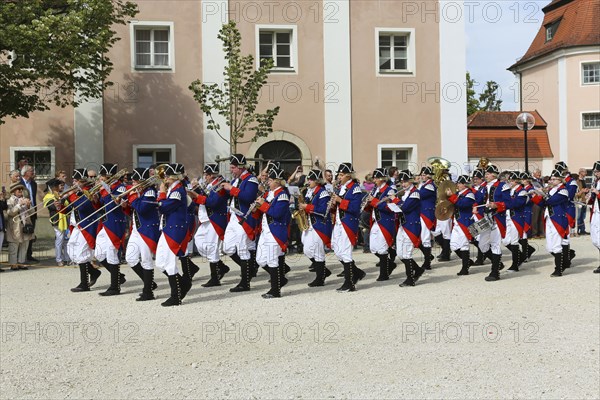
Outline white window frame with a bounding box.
[581,111,600,130]
[10,146,55,180]
[133,144,176,168]
[375,28,416,77]
[255,25,298,74]
[545,19,560,42]
[581,61,600,86]
[377,144,418,169]
[129,21,175,72]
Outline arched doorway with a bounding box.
[255,140,302,176]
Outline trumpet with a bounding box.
[187,176,226,195]
[67,168,129,214]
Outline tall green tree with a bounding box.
[189,21,280,154]
[466,72,503,115]
[0,0,138,124]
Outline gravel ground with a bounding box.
[1,236,599,399]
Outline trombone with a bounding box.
[67,168,129,215]
[12,185,80,222]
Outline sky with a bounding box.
[465,0,547,111]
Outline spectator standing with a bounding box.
[324,169,334,192]
[20,165,38,262]
[6,183,34,270]
[44,179,71,266]
[0,187,7,271]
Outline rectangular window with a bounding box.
[381,148,410,170]
[134,145,174,168]
[131,23,173,70]
[256,26,297,72]
[545,20,560,42]
[582,112,600,129]
[582,62,600,84]
[376,28,415,76]
[13,148,54,179]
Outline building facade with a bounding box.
[1,0,468,187]
[509,0,600,171]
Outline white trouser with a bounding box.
[396,228,415,260]
[155,233,180,276]
[477,224,502,255]
[94,227,120,265]
[222,218,253,260]
[432,219,451,240]
[545,217,563,254]
[256,227,283,268]
[67,227,94,264]
[369,222,389,255]
[420,217,432,247]
[591,212,600,250]
[302,228,326,262]
[501,214,520,246]
[194,221,221,263]
[331,223,353,263]
[126,227,155,270]
[450,220,470,252]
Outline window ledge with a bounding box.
[378,70,415,76]
[269,67,296,74]
[135,66,173,71]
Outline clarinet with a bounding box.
[324,179,341,221]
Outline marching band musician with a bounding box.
[530,169,570,277]
[471,169,487,265]
[446,175,476,276]
[189,164,230,287]
[363,168,397,281]
[156,163,192,306]
[254,168,292,298]
[475,164,506,282]
[95,163,128,297]
[299,169,333,287]
[519,172,537,263]
[180,167,201,285]
[554,161,577,268]
[494,171,528,272]
[590,161,600,273]
[417,166,436,270]
[125,168,160,301]
[62,169,101,292]
[330,162,366,292]
[221,154,260,293]
[390,170,425,287]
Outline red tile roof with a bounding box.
[467,111,553,159]
[509,0,600,70]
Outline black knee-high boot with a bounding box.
[439,238,451,261]
[230,259,251,292]
[202,262,221,287]
[71,264,91,292]
[351,261,365,285]
[420,246,433,270]
[308,258,316,272]
[217,260,230,279]
[229,252,243,268]
[561,245,575,269]
[376,254,389,281]
[388,247,397,272]
[161,274,183,306]
[473,240,485,266]
[88,263,101,287]
[399,259,415,287]
[485,253,501,281]
[336,262,355,292]
[308,261,328,287]
[456,250,471,276]
[99,262,121,296]
[249,250,258,278]
[507,245,522,272]
[188,256,200,279]
[551,253,563,277]
[262,267,282,298]
[137,269,155,301]
[179,257,193,299]
[278,256,289,287]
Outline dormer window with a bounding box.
[545,19,561,42]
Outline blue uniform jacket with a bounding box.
[393,185,421,247]
[194,179,229,240]
[365,183,397,247]
[129,187,160,254]
[564,175,578,228]
[531,184,570,238]
[333,180,362,246]
[226,171,259,240]
[98,181,128,250]
[158,181,189,256]
[473,181,488,220]
[257,187,292,251]
[419,179,437,230]
[448,188,476,240]
[304,185,333,248]
[495,184,528,237]
[488,180,507,238]
[522,184,534,235]
[61,187,99,249]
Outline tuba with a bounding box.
[292,184,310,232]
[428,156,456,221]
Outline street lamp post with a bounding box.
[516,112,536,173]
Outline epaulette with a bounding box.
[248,176,259,184]
[319,191,330,199]
[144,189,156,197]
[558,189,569,197]
[352,186,362,195]
[465,192,476,200]
[278,193,289,202]
[424,184,435,191]
[169,191,182,200]
[116,186,126,193]
[409,191,420,199]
